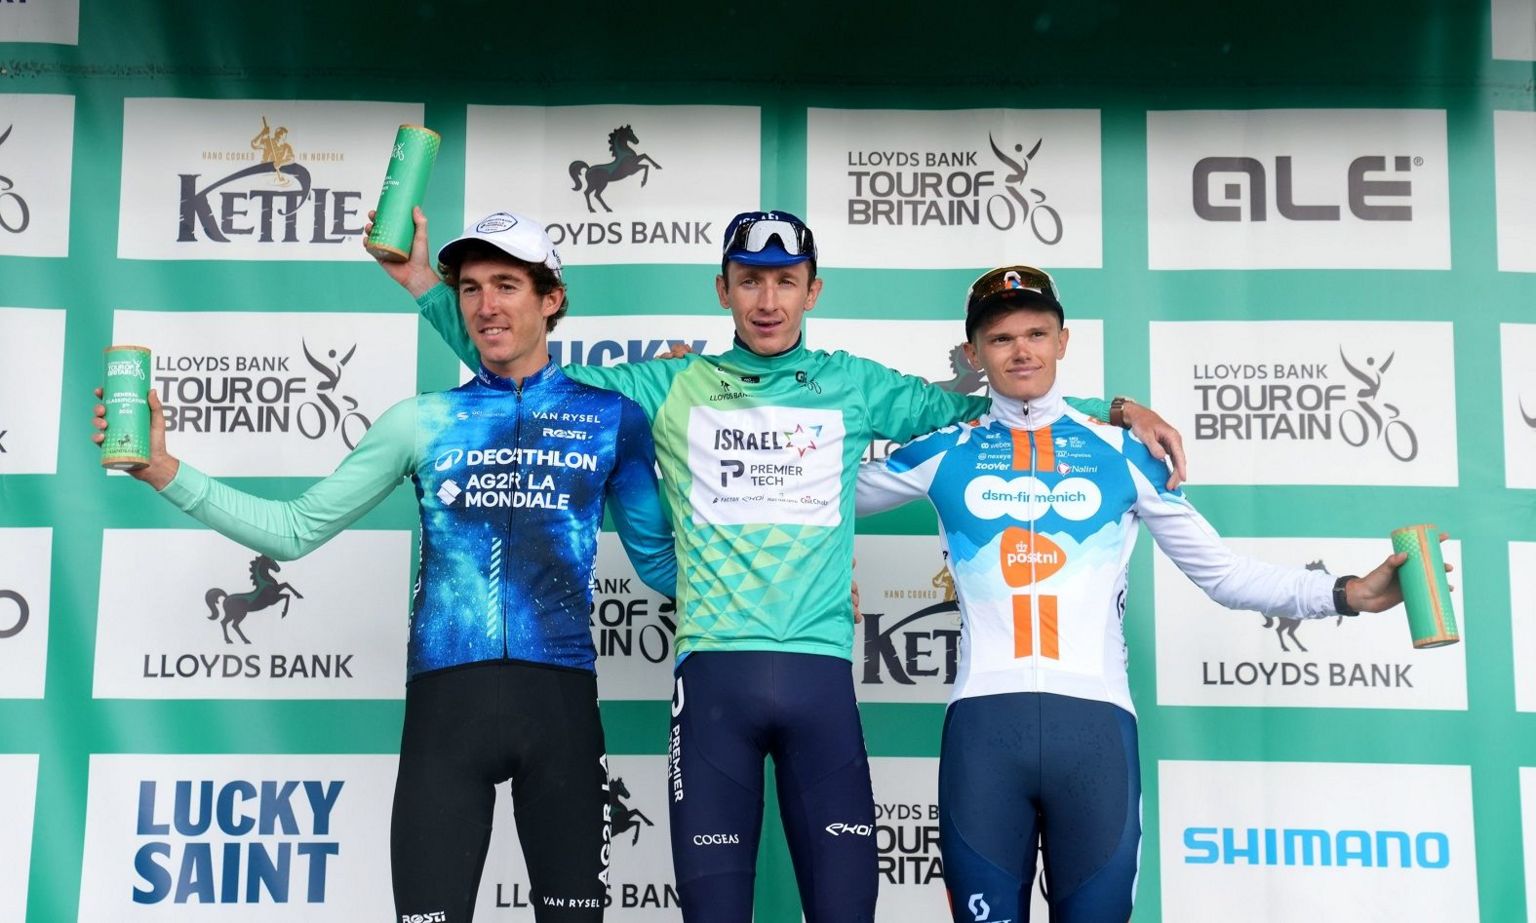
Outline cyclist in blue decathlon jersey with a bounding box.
[854,266,1439,923]
[95,212,676,923]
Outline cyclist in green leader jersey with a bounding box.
[374,207,1187,923]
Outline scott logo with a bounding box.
[1194,155,1420,222]
[825,822,873,837]
[0,589,29,639]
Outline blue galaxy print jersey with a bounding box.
[159,361,677,679]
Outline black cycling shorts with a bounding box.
[391,660,611,922]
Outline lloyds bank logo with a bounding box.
[568,124,663,213]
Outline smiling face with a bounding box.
[716,260,823,356]
[456,257,564,380]
[962,306,1070,402]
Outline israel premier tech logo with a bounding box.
[1147,109,1450,269]
[79,754,396,919]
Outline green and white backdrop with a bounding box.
[1,1,1534,920]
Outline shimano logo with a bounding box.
[543,427,589,441]
[433,448,463,471]
[692,833,740,845]
[825,822,873,837]
[436,480,462,506]
[1183,826,1450,868]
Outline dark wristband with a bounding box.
[1110,396,1129,429]
[1333,575,1360,616]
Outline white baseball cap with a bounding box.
[436,211,563,280]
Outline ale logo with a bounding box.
[1000,528,1067,587]
[568,125,664,213]
[608,776,656,847]
[0,125,31,234]
[1258,560,1350,652]
[0,589,28,639]
[1193,154,1421,223]
[206,554,304,644]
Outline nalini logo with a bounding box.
[608,776,655,846]
[1260,560,1348,653]
[0,125,32,234]
[1193,155,1419,223]
[1182,825,1450,869]
[177,117,364,245]
[132,778,344,904]
[205,554,303,644]
[568,124,663,213]
[0,589,29,639]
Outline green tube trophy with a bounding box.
[101,345,152,470]
[1391,524,1459,649]
[365,124,441,262]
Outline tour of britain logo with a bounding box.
[1146,108,1451,269]
[1159,760,1478,920]
[93,529,409,700]
[0,94,74,257]
[475,756,680,916]
[117,98,422,260]
[464,104,760,265]
[111,309,416,476]
[77,753,397,920]
[1153,537,1467,711]
[1495,111,1536,273]
[805,107,1103,269]
[1146,321,1457,486]
[590,532,679,701]
[0,528,51,699]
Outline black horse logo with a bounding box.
[568,125,663,214]
[1260,560,1345,653]
[608,776,655,846]
[205,554,304,644]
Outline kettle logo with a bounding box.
[0,589,28,639]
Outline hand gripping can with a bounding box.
[1391,524,1459,648]
[101,345,152,470]
[364,124,440,262]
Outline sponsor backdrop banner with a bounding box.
[0,3,1531,921]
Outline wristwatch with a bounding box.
[1109,396,1130,429]
[1333,575,1360,616]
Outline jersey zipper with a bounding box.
[503,378,523,661]
[1026,399,1040,692]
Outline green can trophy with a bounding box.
[101,345,152,470]
[1391,524,1459,649]
[365,124,440,261]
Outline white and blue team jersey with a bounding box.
[160,361,677,679]
[856,383,1337,716]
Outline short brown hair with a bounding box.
[441,244,569,332]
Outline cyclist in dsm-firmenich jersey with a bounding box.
[97,212,676,923]
[394,207,1190,923]
[856,265,1431,923]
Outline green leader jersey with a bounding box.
[418,283,1110,661]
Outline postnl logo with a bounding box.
[1000,528,1066,587]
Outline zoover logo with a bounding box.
[1147,321,1457,486]
[806,107,1103,269]
[118,98,422,260]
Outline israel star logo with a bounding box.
[783,423,822,457]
